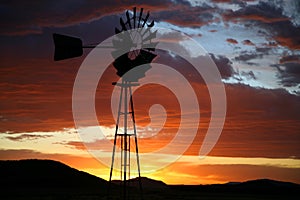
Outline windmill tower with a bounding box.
[52,7,157,200]
[108,7,157,200]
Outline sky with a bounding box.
[0,0,300,185]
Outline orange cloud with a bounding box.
[153,162,300,184]
[0,149,103,170]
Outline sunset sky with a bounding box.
[0,0,300,185]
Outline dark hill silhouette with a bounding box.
[113,176,168,191]
[0,159,107,187]
[113,176,167,187]
[0,159,299,200]
[169,178,300,200]
[0,159,110,198]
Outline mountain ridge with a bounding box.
[1,159,299,200]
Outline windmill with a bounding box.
[53,7,157,200]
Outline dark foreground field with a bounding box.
[1,160,299,200]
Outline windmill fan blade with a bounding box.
[115,27,121,34]
[126,10,132,29]
[138,8,144,28]
[147,20,154,27]
[53,33,83,61]
[143,30,157,42]
[142,11,150,27]
[112,38,132,51]
[120,18,127,31]
[112,7,157,82]
[140,27,151,37]
[133,7,136,28]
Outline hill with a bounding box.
[113,176,168,189]
[0,159,299,200]
[0,159,109,199]
[169,179,300,199]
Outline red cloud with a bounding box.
[225,13,289,24]
[222,2,300,50]
[223,2,289,24]
[62,141,87,150]
[226,38,238,44]
[242,39,255,46]
[0,1,174,36]
[275,35,300,50]
[280,55,300,64]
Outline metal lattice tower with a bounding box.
[108,80,143,200]
[108,7,156,200]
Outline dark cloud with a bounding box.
[271,21,300,49]
[241,70,256,80]
[256,47,272,53]
[152,4,216,27]
[274,62,300,87]
[275,53,300,88]
[211,0,232,2]
[226,38,238,44]
[0,0,223,36]
[262,41,278,48]
[234,49,300,89]
[242,39,255,46]
[211,0,250,5]
[223,1,300,50]
[0,0,174,36]
[210,54,235,79]
[223,1,289,24]
[280,55,300,64]
[6,134,52,142]
[234,52,263,62]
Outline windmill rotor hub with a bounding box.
[112,7,157,82]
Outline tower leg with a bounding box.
[108,83,124,198]
[123,81,128,200]
[129,86,143,200]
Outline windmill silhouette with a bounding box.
[53,7,157,200]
